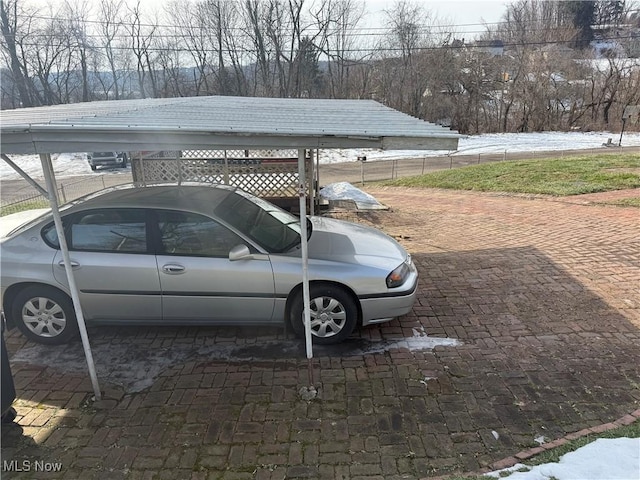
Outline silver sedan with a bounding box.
[0,184,417,345]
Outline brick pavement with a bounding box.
[1,187,639,479]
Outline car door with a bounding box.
[153,210,276,323]
[51,208,162,321]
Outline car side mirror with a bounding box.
[229,244,251,261]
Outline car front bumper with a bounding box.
[88,159,122,166]
[359,274,418,326]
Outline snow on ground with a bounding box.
[2,131,639,180]
[486,437,639,480]
[317,130,640,163]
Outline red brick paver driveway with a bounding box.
[2,187,639,479]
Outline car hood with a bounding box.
[306,216,407,269]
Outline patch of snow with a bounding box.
[361,336,460,354]
[486,437,640,480]
[534,435,546,445]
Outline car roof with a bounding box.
[2,184,253,239]
[66,183,238,215]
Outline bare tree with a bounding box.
[588,57,639,126]
[482,0,580,132]
[243,0,271,95]
[311,0,368,98]
[375,1,441,117]
[0,0,37,106]
[127,0,159,98]
[97,0,127,99]
[265,0,299,97]
[24,3,74,105]
[58,0,95,103]
[166,0,215,95]
[195,0,247,95]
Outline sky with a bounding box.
[123,0,515,38]
[362,0,514,34]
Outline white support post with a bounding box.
[315,148,320,205]
[297,149,313,362]
[39,154,102,401]
[309,149,315,217]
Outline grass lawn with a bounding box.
[380,154,640,196]
[0,199,50,217]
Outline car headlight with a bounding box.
[386,259,411,288]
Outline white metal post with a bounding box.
[297,149,313,360]
[39,154,102,400]
[315,148,320,211]
[309,149,315,217]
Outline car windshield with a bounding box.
[213,190,301,253]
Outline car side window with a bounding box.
[156,210,244,257]
[70,209,147,253]
[42,223,61,248]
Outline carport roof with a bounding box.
[0,95,461,154]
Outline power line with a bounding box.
[20,12,506,34]
[4,18,603,44]
[10,11,631,44]
[10,33,640,56]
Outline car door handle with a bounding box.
[162,264,185,274]
[58,260,80,268]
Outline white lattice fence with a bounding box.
[131,149,311,199]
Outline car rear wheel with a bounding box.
[290,285,358,344]
[12,286,79,345]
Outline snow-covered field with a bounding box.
[2,130,639,180]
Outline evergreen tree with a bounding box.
[563,1,596,49]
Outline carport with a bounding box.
[0,95,461,400]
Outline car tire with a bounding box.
[12,286,79,345]
[90,165,97,171]
[290,285,358,345]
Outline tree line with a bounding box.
[1,0,639,134]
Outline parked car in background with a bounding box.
[0,184,418,345]
[87,151,128,171]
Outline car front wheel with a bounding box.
[12,286,79,345]
[290,285,358,344]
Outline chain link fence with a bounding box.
[2,146,638,217]
[1,174,133,216]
